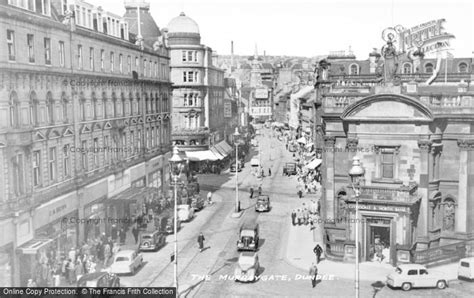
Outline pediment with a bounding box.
[146,116,153,122]
[131,118,137,125]
[124,119,129,126]
[34,131,47,141]
[93,122,102,131]
[138,117,144,124]
[62,127,74,137]
[48,129,62,139]
[341,94,433,122]
[104,122,112,130]
[81,125,91,134]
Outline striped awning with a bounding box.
[210,147,225,160]
[185,150,219,161]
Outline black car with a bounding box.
[77,272,120,287]
[230,162,242,172]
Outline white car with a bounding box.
[177,204,194,222]
[108,250,143,275]
[458,257,474,281]
[234,252,260,282]
[386,264,448,291]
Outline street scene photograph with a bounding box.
[0,0,473,297]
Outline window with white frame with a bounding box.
[149,60,152,77]
[100,49,105,71]
[33,150,41,187]
[119,54,123,73]
[93,137,99,167]
[59,41,65,67]
[7,30,15,61]
[27,34,35,63]
[48,147,57,182]
[89,47,94,70]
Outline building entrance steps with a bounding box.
[285,213,461,282]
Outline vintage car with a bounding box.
[234,252,260,282]
[177,204,194,222]
[237,222,259,251]
[77,272,120,287]
[255,195,270,212]
[191,195,205,211]
[139,230,166,252]
[108,250,143,275]
[386,264,448,291]
[458,257,474,281]
[165,217,181,234]
[282,162,297,176]
[230,162,242,172]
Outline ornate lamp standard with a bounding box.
[169,146,185,291]
[348,156,365,298]
[233,127,241,213]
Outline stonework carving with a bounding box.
[417,140,432,151]
[346,137,358,150]
[443,199,456,231]
[323,136,336,147]
[457,139,474,151]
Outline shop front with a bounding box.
[83,198,107,243]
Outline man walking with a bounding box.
[291,209,296,226]
[197,232,205,252]
[309,263,318,288]
[132,225,139,244]
[258,186,262,195]
[268,168,272,176]
[249,187,254,199]
[298,189,303,199]
[313,244,323,264]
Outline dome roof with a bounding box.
[167,12,200,34]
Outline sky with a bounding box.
[97,0,473,58]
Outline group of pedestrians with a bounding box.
[249,185,263,198]
[291,200,320,227]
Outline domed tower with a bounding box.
[123,0,161,47]
[166,12,201,46]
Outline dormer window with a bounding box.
[403,63,412,74]
[425,63,433,73]
[349,64,359,75]
[458,62,468,73]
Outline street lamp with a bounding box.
[169,146,185,291]
[348,156,365,298]
[233,127,241,213]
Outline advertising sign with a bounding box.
[224,101,232,118]
[397,19,455,56]
[255,88,269,99]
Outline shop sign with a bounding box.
[224,101,232,118]
[34,192,76,228]
[347,204,408,213]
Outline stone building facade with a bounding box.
[315,46,474,266]
[0,0,172,286]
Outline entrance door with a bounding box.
[368,225,390,263]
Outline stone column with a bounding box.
[323,136,336,220]
[456,139,474,234]
[417,140,431,243]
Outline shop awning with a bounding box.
[185,150,219,161]
[213,140,233,157]
[105,187,159,204]
[305,158,322,170]
[17,238,54,254]
[210,147,225,160]
[297,137,307,144]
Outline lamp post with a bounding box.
[233,127,241,213]
[169,146,185,291]
[348,156,365,298]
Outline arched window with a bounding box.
[46,92,54,124]
[61,92,68,123]
[112,92,117,117]
[9,91,20,127]
[425,63,434,73]
[442,197,456,231]
[136,92,141,115]
[79,93,86,120]
[144,93,150,114]
[102,92,107,118]
[29,91,39,126]
[155,92,160,113]
[91,92,97,119]
[349,64,359,75]
[150,93,155,114]
[403,63,412,74]
[121,93,126,116]
[458,62,468,73]
[129,92,134,116]
[337,190,347,221]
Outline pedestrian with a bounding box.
[309,263,318,288]
[66,258,76,285]
[119,227,126,244]
[132,225,139,244]
[291,209,296,226]
[249,187,254,199]
[298,189,303,199]
[297,209,302,225]
[258,186,262,195]
[197,232,205,252]
[268,168,272,176]
[207,191,213,204]
[75,259,84,281]
[286,143,288,150]
[313,244,323,264]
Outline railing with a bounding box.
[326,241,345,258]
[411,242,466,265]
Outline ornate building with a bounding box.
[0,0,172,286]
[167,12,231,165]
[315,35,474,267]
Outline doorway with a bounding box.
[367,224,390,263]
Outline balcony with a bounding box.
[347,184,420,204]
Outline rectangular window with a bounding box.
[63,144,70,177]
[100,49,105,71]
[7,30,15,61]
[188,51,193,61]
[154,62,158,77]
[93,137,99,167]
[127,55,131,73]
[381,150,394,179]
[182,51,186,61]
[27,34,35,63]
[135,56,138,71]
[33,150,41,187]
[44,38,51,65]
[143,59,147,76]
[183,93,187,106]
[130,131,134,155]
[81,140,88,170]
[59,41,65,67]
[13,154,25,195]
[104,136,109,164]
[149,60,152,77]
[77,44,83,69]
[137,129,141,152]
[110,51,114,72]
[89,47,94,70]
[48,147,57,182]
[119,54,123,73]
[193,51,197,62]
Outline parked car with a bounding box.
[237,222,259,251]
[191,195,205,211]
[108,250,143,275]
[165,217,181,234]
[234,252,260,282]
[282,162,297,176]
[255,195,270,212]
[177,204,194,222]
[139,230,166,252]
[386,264,448,291]
[77,272,120,287]
[230,162,242,172]
[458,257,474,281]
